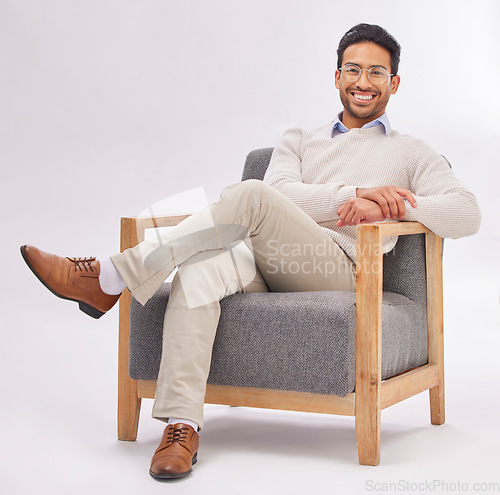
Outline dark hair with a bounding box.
[337,23,401,75]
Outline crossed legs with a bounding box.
[111,180,356,427]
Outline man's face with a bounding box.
[334,42,400,128]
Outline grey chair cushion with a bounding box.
[128,147,429,396]
[129,285,427,396]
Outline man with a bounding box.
[20,23,481,480]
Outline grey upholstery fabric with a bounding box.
[129,148,429,396]
[130,285,427,395]
[241,148,274,182]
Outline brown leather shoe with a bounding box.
[20,245,121,319]
[149,424,199,480]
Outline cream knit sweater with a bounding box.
[263,122,481,262]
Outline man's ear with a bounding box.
[334,70,341,89]
[390,75,401,95]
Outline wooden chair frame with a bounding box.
[117,216,444,466]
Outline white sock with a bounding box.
[98,257,127,295]
[168,418,199,431]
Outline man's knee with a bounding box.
[224,179,278,203]
[241,179,276,195]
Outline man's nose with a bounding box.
[357,69,372,88]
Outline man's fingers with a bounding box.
[385,190,416,219]
[391,194,406,219]
[396,188,417,208]
[374,194,391,218]
[360,187,417,219]
[343,205,356,225]
[385,194,399,219]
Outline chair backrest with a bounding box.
[241,148,274,182]
[241,148,428,305]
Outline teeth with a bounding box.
[353,93,373,100]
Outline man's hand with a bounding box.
[356,186,417,220]
[336,198,386,227]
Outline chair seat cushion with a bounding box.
[129,284,428,396]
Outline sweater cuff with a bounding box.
[334,185,358,212]
[402,197,422,223]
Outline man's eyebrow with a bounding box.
[343,61,389,71]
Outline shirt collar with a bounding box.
[332,112,391,136]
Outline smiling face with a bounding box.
[335,42,400,129]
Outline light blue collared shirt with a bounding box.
[332,112,391,136]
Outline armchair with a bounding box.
[117,148,444,466]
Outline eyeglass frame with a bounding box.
[338,63,394,85]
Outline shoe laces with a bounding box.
[66,257,96,272]
[167,426,190,444]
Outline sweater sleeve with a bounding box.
[403,139,481,238]
[263,127,357,223]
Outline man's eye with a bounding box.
[371,69,385,76]
[346,67,360,74]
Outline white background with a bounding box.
[1,1,499,494]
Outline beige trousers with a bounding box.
[111,180,355,428]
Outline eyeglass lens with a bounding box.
[342,64,389,84]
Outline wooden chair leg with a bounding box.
[118,290,141,441]
[429,385,445,425]
[355,400,381,466]
[118,377,141,441]
[355,224,383,466]
[426,232,445,426]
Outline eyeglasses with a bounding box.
[339,64,393,85]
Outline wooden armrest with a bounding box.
[135,214,190,229]
[120,215,190,251]
[359,221,431,238]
